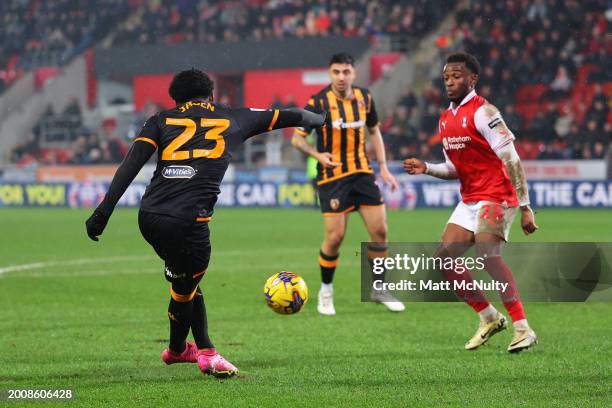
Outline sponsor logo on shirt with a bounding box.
[162,165,197,179]
[332,118,366,129]
[442,136,471,151]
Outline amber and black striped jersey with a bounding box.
[93,101,320,222]
[296,85,379,185]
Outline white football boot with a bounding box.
[370,289,406,312]
[317,287,336,316]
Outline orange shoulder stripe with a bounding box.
[267,109,280,131]
[134,137,158,149]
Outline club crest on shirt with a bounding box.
[462,116,468,128]
[330,198,340,210]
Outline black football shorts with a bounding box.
[138,210,211,283]
[318,172,384,215]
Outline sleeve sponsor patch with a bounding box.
[488,117,502,129]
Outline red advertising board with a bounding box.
[370,53,401,82]
[133,74,175,111]
[243,68,329,108]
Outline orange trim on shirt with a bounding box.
[134,137,158,149]
[196,217,212,222]
[267,109,280,131]
[170,287,197,302]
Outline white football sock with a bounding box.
[320,283,333,293]
[478,304,498,323]
[513,319,529,330]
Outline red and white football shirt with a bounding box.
[438,90,518,207]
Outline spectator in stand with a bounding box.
[554,103,574,138]
[565,123,584,159]
[586,99,609,130]
[582,119,602,146]
[548,66,572,99]
[398,88,417,114]
[592,142,607,159]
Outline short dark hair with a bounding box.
[329,52,354,66]
[446,52,481,75]
[168,68,214,104]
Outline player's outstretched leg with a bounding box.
[161,285,198,364]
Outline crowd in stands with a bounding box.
[111,0,445,46]
[382,0,611,161]
[5,0,610,166]
[0,0,130,93]
[10,99,127,166]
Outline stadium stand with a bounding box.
[110,0,443,45]
[0,0,130,92]
[383,0,610,161]
[4,0,610,166]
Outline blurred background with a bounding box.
[0,0,610,210]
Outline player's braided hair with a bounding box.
[446,52,481,75]
[169,68,214,104]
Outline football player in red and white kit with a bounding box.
[404,52,539,353]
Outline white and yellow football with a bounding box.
[263,271,308,315]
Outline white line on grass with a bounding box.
[2,260,361,279]
[0,248,355,278]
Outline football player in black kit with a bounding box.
[85,69,325,378]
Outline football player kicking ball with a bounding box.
[404,52,538,353]
[85,69,326,377]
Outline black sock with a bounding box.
[319,250,339,284]
[168,297,194,353]
[191,287,214,350]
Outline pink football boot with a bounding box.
[161,342,198,364]
[197,349,238,378]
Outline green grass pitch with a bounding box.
[1,208,611,407]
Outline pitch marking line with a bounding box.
[0,248,362,278]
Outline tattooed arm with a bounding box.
[475,102,538,235]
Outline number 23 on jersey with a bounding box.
[162,118,229,161]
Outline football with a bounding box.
[263,271,309,314]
